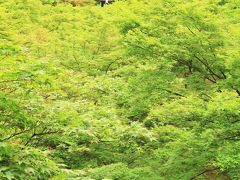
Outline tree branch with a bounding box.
[190,167,220,180]
[0,128,32,142]
[24,128,62,146]
[164,89,185,97]
[105,58,120,74]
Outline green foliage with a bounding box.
[0,143,59,180]
[0,0,239,179]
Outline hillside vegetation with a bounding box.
[0,0,240,179]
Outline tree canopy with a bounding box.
[0,0,240,179]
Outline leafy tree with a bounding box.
[0,0,239,179]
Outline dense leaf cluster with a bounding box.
[0,0,239,179]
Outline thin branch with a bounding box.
[176,58,216,83]
[219,70,227,79]
[193,54,219,81]
[190,167,220,180]
[24,128,62,146]
[0,55,8,61]
[0,128,32,142]
[186,26,198,36]
[235,89,240,96]
[164,89,185,97]
[223,132,240,141]
[204,75,216,83]
[105,58,120,74]
[232,87,240,96]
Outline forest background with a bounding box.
[0,0,240,179]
